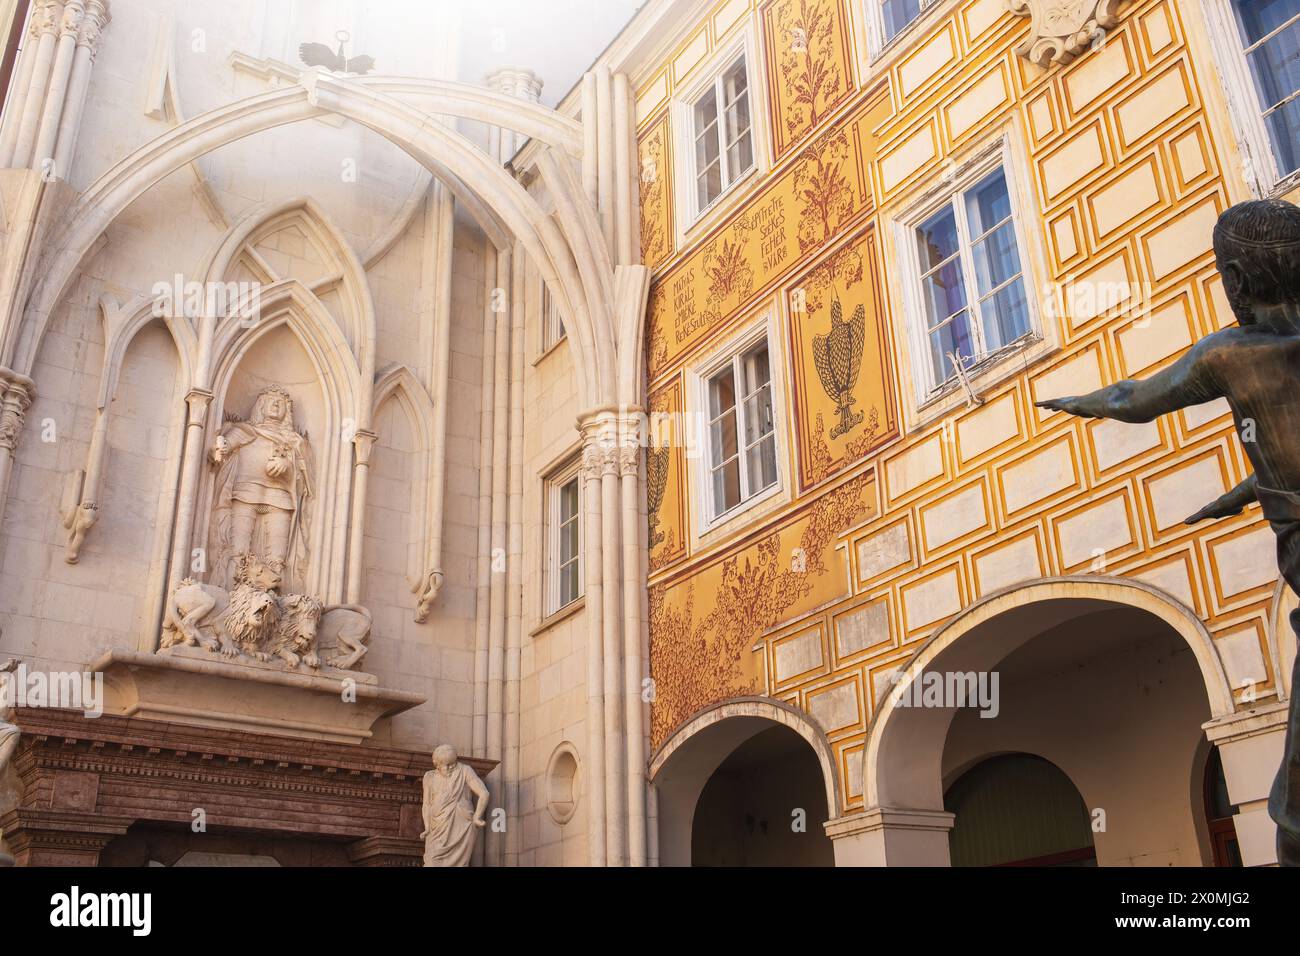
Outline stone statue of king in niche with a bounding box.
[210,385,314,594]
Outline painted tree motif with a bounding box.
[648,471,874,744]
[794,130,855,253]
[703,236,755,304]
[639,124,670,269]
[775,0,845,147]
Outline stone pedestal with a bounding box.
[1,707,496,866]
[95,647,425,745]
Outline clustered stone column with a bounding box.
[0,0,109,176]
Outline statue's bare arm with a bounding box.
[469,769,489,827]
[1036,338,1225,424]
[1186,474,1258,525]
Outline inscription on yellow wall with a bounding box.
[646,87,890,382]
[762,0,856,157]
[788,226,897,490]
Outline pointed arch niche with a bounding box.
[371,363,440,622]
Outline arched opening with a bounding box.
[945,754,1096,867]
[650,700,840,867]
[692,725,834,867]
[866,579,1236,867]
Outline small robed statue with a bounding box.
[1038,198,1300,865]
[421,745,489,867]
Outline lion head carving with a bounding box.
[272,592,324,668]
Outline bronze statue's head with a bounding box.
[1213,199,1300,330]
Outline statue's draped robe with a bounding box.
[210,420,312,592]
[422,766,478,867]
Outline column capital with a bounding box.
[76,0,110,52]
[32,1,65,38]
[57,0,86,40]
[351,428,378,465]
[0,371,36,452]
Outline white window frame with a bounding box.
[863,0,944,61]
[1203,0,1300,197]
[671,29,770,238]
[895,137,1042,405]
[689,315,787,534]
[544,461,583,617]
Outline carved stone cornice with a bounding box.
[1009,0,1126,69]
[4,708,496,865]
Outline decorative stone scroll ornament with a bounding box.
[1037,199,1300,866]
[1008,0,1126,68]
[421,744,489,867]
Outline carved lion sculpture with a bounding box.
[315,604,372,670]
[160,556,282,660]
[272,592,323,669]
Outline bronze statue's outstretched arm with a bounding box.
[1035,340,1223,423]
[1186,474,1258,524]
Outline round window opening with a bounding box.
[546,743,580,825]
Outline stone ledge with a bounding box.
[94,647,426,745]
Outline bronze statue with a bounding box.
[1037,198,1300,865]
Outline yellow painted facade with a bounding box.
[638,0,1285,815]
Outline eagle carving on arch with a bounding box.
[299,30,375,75]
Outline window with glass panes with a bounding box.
[1231,0,1300,179]
[549,473,581,613]
[879,0,938,45]
[705,339,777,520]
[541,282,565,351]
[913,167,1030,390]
[692,56,754,213]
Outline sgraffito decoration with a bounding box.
[647,377,687,573]
[788,227,896,490]
[645,87,890,384]
[648,470,876,746]
[638,114,673,271]
[1008,0,1127,68]
[763,0,855,157]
